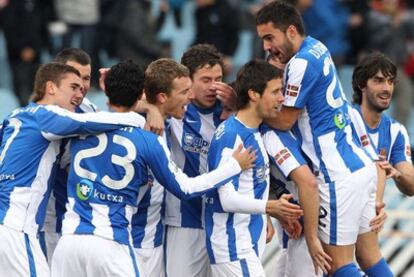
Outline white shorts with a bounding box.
[274,220,321,277]
[165,226,211,277]
[318,163,377,245]
[285,236,322,277]
[0,224,49,277]
[211,250,265,277]
[51,234,140,277]
[135,245,164,277]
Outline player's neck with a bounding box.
[361,103,382,129]
[236,107,262,129]
[108,104,132,113]
[157,105,169,120]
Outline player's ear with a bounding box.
[156,92,168,104]
[248,89,259,102]
[45,80,57,95]
[286,25,296,39]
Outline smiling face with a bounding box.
[257,22,296,65]
[191,64,223,109]
[362,70,394,113]
[52,73,84,112]
[164,76,193,119]
[257,78,285,120]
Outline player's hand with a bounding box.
[232,145,256,170]
[266,215,275,243]
[280,218,302,239]
[377,160,401,179]
[307,238,332,275]
[99,67,110,92]
[213,81,237,109]
[266,194,303,220]
[144,105,164,136]
[370,202,387,233]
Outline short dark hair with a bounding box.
[256,1,305,35]
[104,60,144,108]
[144,58,190,104]
[236,59,284,109]
[352,52,397,105]
[180,44,224,78]
[31,63,80,102]
[54,48,91,65]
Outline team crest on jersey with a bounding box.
[76,179,94,200]
[183,132,210,154]
[274,148,292,165]
[334,112,346,129]
[286,84,300,97]
[215,123,225,140]
[256,163,270,183]
[360,135,370,147]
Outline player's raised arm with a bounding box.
[35,105,146,140]
[144,135,255,199]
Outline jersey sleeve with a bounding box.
[283,57,319,109]
[143,134,242,200]
[36,105,146,140]
[263,128,307,179]
[390,124,412,165]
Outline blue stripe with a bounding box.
[329,182,337,245]
[205,207,216,264]
[164,225,169,277]
[226,214,238,261]
[240,258,250,277]
[128,244,140,277]
[38,231,47,260]
[282,231,289,249]
[24,234,37,277]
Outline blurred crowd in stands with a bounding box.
[0,0,414,127]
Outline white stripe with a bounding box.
[61,197,81,234]
[23,141,60,235]
[90,202,113,240]
[165,118,184,227]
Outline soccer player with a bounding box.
[255,2,390,276]
[352,52,414,196]
[164,44,238,277]
[0,62,146,277]
[206,60,303,276]
[131,58,193,277]
[51,60,255,277]
[262,125,330,276]
[351,52,413,274]
[41,48,98,264]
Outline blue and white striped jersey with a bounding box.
[284,36,373,184]
[354,106,412,165]
[62,126,242,246]
[0,103,145,236]
[205,116,269,264]
[43,97,101,234]
[261,125,307,250]
[131,129,169,249]
[166,102,222,228]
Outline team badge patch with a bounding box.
[286,84,300,97]
[406,146,412,157]
[274,148,291,165]
[360,135,370,147]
